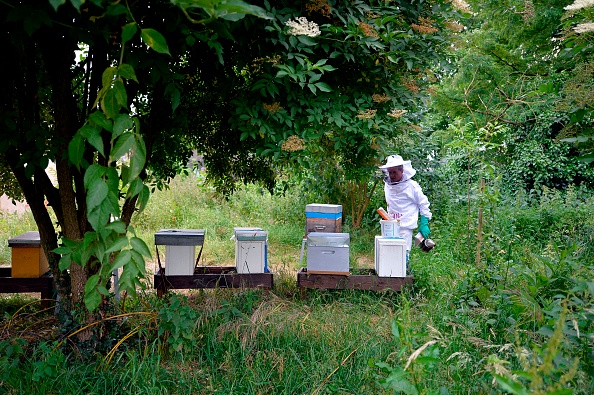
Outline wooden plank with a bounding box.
[307,270,350,276]
[0,268,55,308]
[154,267,273,295]
[297,268,413,291]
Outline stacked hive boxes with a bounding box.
[305,204,349,274]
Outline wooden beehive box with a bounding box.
[305,204,342,234]
[8,231,49,278]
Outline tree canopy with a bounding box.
[0,0,462,337]
[427,0,594,193]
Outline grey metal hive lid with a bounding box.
[154,229,205,246]
[307,232,350,247]
[8,231,41,247]
[305,203,342,213]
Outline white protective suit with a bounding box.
[381,156,432,253]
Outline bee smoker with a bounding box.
[414,232,436,252]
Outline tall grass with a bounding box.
[0,211,37,266]
[1,173,593,394]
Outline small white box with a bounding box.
[155,229,205,276]
[165,245,196,275]
[235,230,267,274]
[375,236,407,277]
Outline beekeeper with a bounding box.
[379,154,432,254]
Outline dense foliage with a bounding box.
[1,175,592,394]
[0,0,463,333]
[427,0,594,195]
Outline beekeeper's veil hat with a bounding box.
[378,154,416,179]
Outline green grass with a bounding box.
[0,211,37,266]
[1,174,593,394]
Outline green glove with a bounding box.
[419,216,431,239]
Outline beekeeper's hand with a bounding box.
[419,216,431,239]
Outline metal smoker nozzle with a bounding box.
[414,232,436,252]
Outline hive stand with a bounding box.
[0,267,55,309]
[153,229,273,296]
[297,268,413,292]
[154,266,273,297]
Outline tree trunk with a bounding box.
[37,23,99,341]
[346,179,379,230]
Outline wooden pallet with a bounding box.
[297,268,413,291]
[154,266,273,296]
[0,267,55,308]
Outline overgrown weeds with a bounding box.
[0,175,593,394]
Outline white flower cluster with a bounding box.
[285,17,321,37]
[564,0,594,11]
[574,22,594,33]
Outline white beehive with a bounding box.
[234,229,268,274]
[375,236,407,277]
[154,229,205,276]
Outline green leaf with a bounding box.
[113,79,128,109]
[105,220,127,234]
[494,375,530,395]
[313,59,327,67]
[297,35,317,46]
[86,128,105,157]
[136,185,150,213]
[121,23,137,44]
[49,0,66,12]
[130,250,147,276]
[68,134,84,168]
[82,231,97,250]
[58,254,72,271]
[314,82,332,92]
[577,153,594,163]
[87,205,108,232]
[85,289,102,312]
[89,111,112,132]
[52,246,71,255]
[83,164,105,189]
[87,178,109,211]
[141,28,171,55]
[165,83,181,112]
[70,0,84,12]
[130,236,152,258]
[112,114,134,139]
[129,138,147,180]
[111,250,131,272]
[118,64,138,83]
[131,178,146,196]
[97,285,110,297]
[185,0,272,20]
[101,89,120,119]
[85,274,100,294]
[391,319,400,339]
[111,132,134,162]
[101,67,117,89]
[105,236,130,254]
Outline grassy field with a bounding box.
[1,174,593,394]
